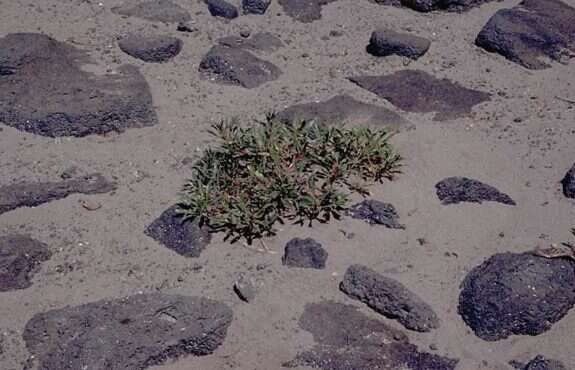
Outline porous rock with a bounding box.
[561,163,575,198]
[119,34,183,63]
[348,200,405,229]
[0,235,51,291]
[367,29,430,60]
[242,0,272,14]
[282,238,328,269]
[206,0,239,19]
[435,176,515,205]
[278,0,337,23]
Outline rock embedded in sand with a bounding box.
[242,0,272,14]
[278,0,337,23]
[348,200,405,229]
[435,177,516,205]
[118,34,183,63]
[233,275,257,302]
[561,163,575,198]
[112,0,191,23]
[282,238,328,269]
[367,29,430,60]
[0,174,116,216]
[218,32,283,53]
[0,235,51,292]
[458,252,575,341]
[284,301,457,369]
[23,293,233,370]
[475,0,575,70]
[199,45,281,88]
[206,0,240,19]
[276,95,409,131]
[0,33,158,137]
[340,264,440,332]
[521,355,567,370]
[145,205,211,258]
[373,0,496,12]
[349,70,490,121]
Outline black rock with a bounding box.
[0,33,158,137]
[276,95,409,131]
[112,0,191,22]
[459,252,575,341]
[0,173,116,215]
[206,0,239,19]
[373,0,495,12]
[435,177,516,205]
[348,200,405,229]
[119,35,182,63]
[349,70,490,121]
[199,45,281,88]
[217,32,283,53]
[145,205,211,258]
[340,264,440,332]
[0,235,51,291]
[282,238,328,269]
[561,163,575,198]
[177,21,197,33]
[367,29,430,59]
[23,293,233,370]
[242,0,272,14]
[278,0,337,23]
[523,355,567,370]
[475,0,575,69]
[284,301,457,369]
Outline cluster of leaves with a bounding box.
[178,115,402,244]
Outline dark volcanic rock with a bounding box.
[459,252,575,341]
[523,355,567,370]
[284,301,457,369]
[243,0,272,14]
[119,34,183,63]
[367,29,431,59]
[340,264,440,332]
[278,0,337,23]
[23,293,233,370]
[0,174,116,216]
[206,0,239,19]
[218,32,283,53]
[282,238,328,269]
[0,33,158,137]
[112,0,191,23]
[475,0,575,70]
[276,95,409,131]
[435,177,516,205]
[199,45,281,88]
[400,0,494,12]
[0,235,51,291]
[145,205,211,258]
[348,200,405,229]
[349,70,490,121]
[561,163,575,198]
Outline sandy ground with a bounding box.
[1,0,575,369]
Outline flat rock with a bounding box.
[523,355,567,370]
[348,200,405,229]
[367,29,430,59]
[340,264,440,332]
[475,0,575,70]
[278,0,337,23]
[217,32,283,53]
[349,70,490,121]
[0,235,51,291]
[284,301,457,369]
[435,176,516,205]
[145,205,211,258]
[459,252,575,341]
[0,33,158,137]
[0,174,116,216]
[206,0,239,19]
[242,0,272,14]
[282,238,328,269]
[23,293,233,370]
[561,163,575,198]
[112,0,191,23]
[276,95,409,131]
[372,0,495,12]
[119,34,183,63]
[199,45,281,88]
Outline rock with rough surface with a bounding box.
[23,293,233,370]
[282,238,328,269]
[0,174,116,215]
[278,0,337,23]
[0,235,51,291]
[348,200,405,229]
[522,355,567,370]
[112,0,191,22]
[119,35,183,63]
[218,33,283,53]
[561,163,575,198]
[145,205,211,257]
[206,0,239,19]
[367,29,430,59]
[340,264,440,332]
[373,0,496,12]
[459,252,575,341]
[475,0,575,70]
[435,177,515,205]
[242,0,272,14]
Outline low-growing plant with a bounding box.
[178,114,402,244]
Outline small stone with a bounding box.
[348,200,405,229]
[206,0,239,19]
[233,275,256,302]
[522,355,567,370]
[561,163,575,198]
[112,0,191,23]
[282,238,328,269]
[367,29,430,60]
[242,0,271,14]
[79,199,102,211]
[177,21,196,32]
[118,34,183,63]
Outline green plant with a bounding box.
[178,114,402,244]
